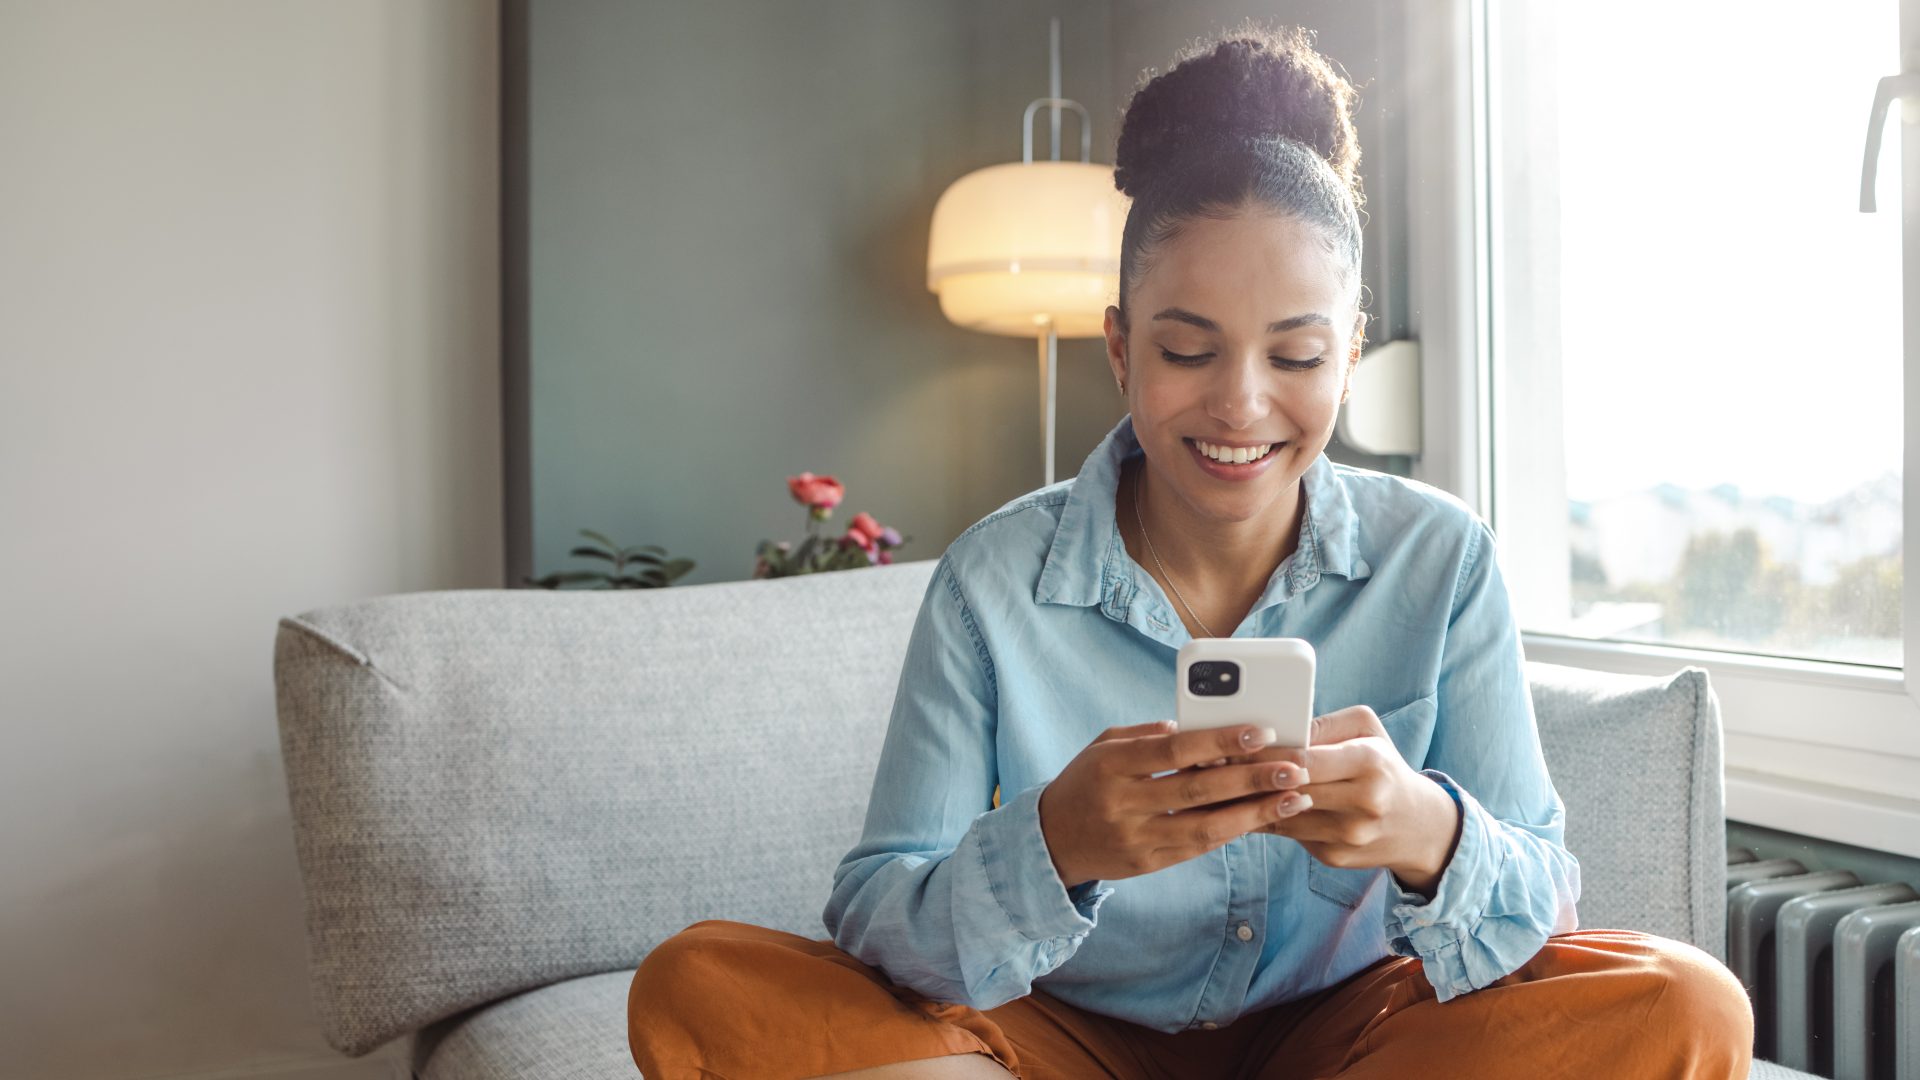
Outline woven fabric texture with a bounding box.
[274,561,938,1056]
[1526,661,1727,960]
[274,559,1728,1062]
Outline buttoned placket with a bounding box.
[1077,447,1344,1031]
[1183,827,1271,1031]
[1094,490,1313,1029]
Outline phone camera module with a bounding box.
[1188,659,1240,697]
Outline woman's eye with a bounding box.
[1158,347,1325,371]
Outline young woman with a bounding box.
[631,26,1753,1079]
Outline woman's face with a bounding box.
[1104,211,1360,525]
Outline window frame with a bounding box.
[1406,0,1920,857]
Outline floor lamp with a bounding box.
[925,19,1129,487]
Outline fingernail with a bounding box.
[1240,727,1277,749]
[1165,719,1178,732]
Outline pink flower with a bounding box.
[848,512,882,542]
[787,472,844,511]
[878,526,902,548]
[878,550,894,565]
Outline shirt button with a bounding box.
[1236,922,1254,942]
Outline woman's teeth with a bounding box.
[1193,439,1277,465]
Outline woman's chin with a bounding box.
[1168,462,1302,522]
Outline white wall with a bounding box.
[0,2,500,1077]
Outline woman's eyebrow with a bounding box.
[1150,307,1333,333]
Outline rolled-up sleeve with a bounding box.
[823,556,1112,1010]
[1382,520,1582,1001]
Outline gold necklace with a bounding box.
[1132,464,1216,638]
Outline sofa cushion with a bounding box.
[1525,661,1726,960]
[416,970,634,1080]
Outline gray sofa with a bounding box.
[272,558,1808,1079]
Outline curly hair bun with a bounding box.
[1113,24,1360,202]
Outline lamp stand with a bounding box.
[1036,317,1058,487]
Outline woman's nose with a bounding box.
[1206,359,1269,428]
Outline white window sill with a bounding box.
[1523,632,1920,858]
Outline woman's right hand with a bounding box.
[1037,720,1313,889]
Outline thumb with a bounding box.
[1309,706,1385,745]
[1095,719,1176,744]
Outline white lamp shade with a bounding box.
[926,161,1129,338]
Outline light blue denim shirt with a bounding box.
[824,413,1580,1032]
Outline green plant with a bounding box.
[524,529,694,589]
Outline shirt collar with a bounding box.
[1034,413,1370,613]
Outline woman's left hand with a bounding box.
[1233,706,1463,897]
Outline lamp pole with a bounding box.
[1037,316,1058,487]
[1036,16,1063,488]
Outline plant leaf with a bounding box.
[661,558,695,580]
[623,544,668,556]
[569,547,618,563]
[578,528,621,551]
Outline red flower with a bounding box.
[842,512,889,563]
[787,472,844,511]
[847,512,883,544]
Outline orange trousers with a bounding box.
[628,922,1752,1079]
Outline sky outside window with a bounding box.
[1550,0,1902,666]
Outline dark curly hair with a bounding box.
[1113,23,1365,332]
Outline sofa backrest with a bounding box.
[274,560,939,1056]
[273,558,1725,1057]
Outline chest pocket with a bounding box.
[1303,693,1439,909]
[1372,692,1439,771]
[1307,860,1383,909]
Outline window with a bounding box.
[1492,1,1902,670]
[1404,0,1920,854]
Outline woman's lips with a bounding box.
[1184,438,1284,481]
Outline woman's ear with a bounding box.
[1103,305,1129,393]
[1341,311,1367,404]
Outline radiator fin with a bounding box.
[1730,870,1861,1059]
[1724,848,1920,1079]
[1778,882,1918,1076]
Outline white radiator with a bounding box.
[1726,847,1920,1079]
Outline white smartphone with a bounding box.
[1175,637,1316,749]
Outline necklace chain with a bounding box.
[1132,464,1217,639]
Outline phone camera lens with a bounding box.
[1187,659,1240,697]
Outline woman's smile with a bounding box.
[1184,437,1286,481]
